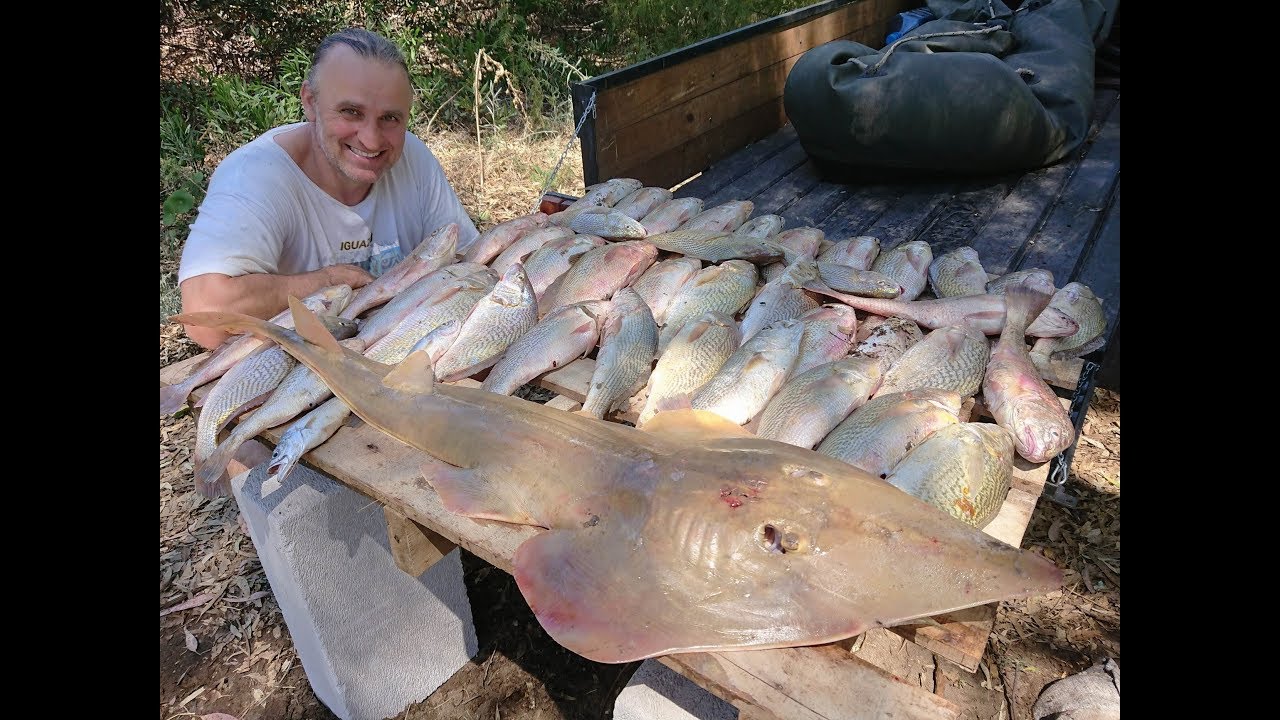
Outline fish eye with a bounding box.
[759,524,805,554]
[759,524,783,553]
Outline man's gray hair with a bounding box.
[306,28,409,89]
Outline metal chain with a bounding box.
[531,90,597,215]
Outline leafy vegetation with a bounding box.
[159,0,817,319]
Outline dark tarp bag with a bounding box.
[783,0,1110,177]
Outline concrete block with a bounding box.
[233,462,478,720]
[614,659,739,720]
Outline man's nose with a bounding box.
[358,119,381,149]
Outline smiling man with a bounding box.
[177,28,480,350]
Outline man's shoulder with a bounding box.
[211,123,307,188]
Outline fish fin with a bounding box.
[213,393,271,436]
[159,383,192,416]
[194,440,237,498]
[420,457,543,526]
[381,349,436,395]
[1057,333,1107,360]
[639,408,752,440]
[289,296,343,353]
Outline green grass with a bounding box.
[159,0,817,320]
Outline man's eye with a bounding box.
[381,115,402,124]
[341,108,360,117]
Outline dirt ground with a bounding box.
[159,318,1119,720]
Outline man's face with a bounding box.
[301,45,412,190]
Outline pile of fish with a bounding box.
[163,176,1108,663]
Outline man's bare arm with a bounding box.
[179,265,374,350]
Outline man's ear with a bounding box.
[300,81,316,122]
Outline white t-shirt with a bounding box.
[178,122,479,283]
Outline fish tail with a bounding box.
[193,444,233,498]
[1002,280,1052,338]
[159,382,192,416]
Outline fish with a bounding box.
[191,313,359,496]
[354,263,496,346]
[678,200,754,232]
[816,389,962,479]
[850,316,924,369]
[539,241,658,317]
[640,312,740,425]
[434,263,540,382]
[732,214,785,239]
[491,226,576,276]
[160,285,355,417]
[174,300,1063,664]
[579,289,658,418]
[691,319,806,425]
[482,301,606,396]
[461,212,549,264]
[886,422,1015,528]
[754,356,883,449]
[629,256,702,325]
[522,235,607,301]
[266,395,352,486]
[612,187,674,221]
[874,324,991,399]
[814,263,902,298]
[658,260,757,351]
[644,230,786,264]
[194,336,367,496]
[818,236,880,270]
[580,178,644,207]
[928,246,988,299]
[340,223,458,319]
[871,241,933,301]
[982,276,1076,463]
[803,291,1072,336]
[1030,283,1107,361]
[738,263,821,345]
[761,227,824,283]
[986,269,1054,296]
[792,304,858,376]
[639,197,704,235]
[267,320,463,486]
[569,211,648,239]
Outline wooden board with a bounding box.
[675,125,799,201]
[589,0,905,138]
[161,356,958,720]
[1014,98,1121,282]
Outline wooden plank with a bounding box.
[914,175,1020,257]
[674,124,798,200]
[1070,180,1121,349]
[596,53,809,180]
[591,0,902,137]
[1015,98,1121,282]
[814,183,901,240]
[572,82,602,187]
[862,181,957,250]
[619,97,793,191]
[384,505,457,577]
[777,179,856,231]
[663,643,958,720]
[968,89,1120,275]
[703,140,811,207]
[744,158,826,220]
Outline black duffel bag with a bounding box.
[783,0,1109,177]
